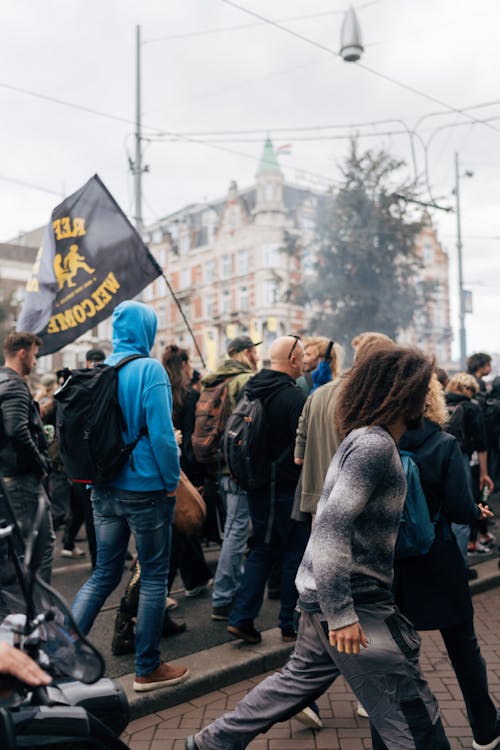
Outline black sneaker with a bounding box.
[162,614,187,637]
[211,604,233,621]
[467,567,479,580]
[227,621,262,644]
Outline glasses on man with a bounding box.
[287,334,301,360]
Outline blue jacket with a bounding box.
[105,300,180,493]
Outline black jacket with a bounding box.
[445,391,487,456]
[244,369,306,490]
[0,367,50,479]
[394,419,480,630]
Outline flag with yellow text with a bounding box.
[17,174,161,355]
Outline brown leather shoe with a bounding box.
[133,662,190,692]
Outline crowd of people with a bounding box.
[1,302,500,749]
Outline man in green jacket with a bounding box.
[201,336,261,620]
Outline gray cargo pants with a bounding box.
[194,601,450,750]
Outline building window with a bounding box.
[221,254,231,279]
[62,350,77,369]
[204,259,215,283]
[180,267,191,289]
[263,243,280,268]
[221,289,231,315]
[239,285,249,311]
[144,282,154,301]
[238,248,249,274]
[179,232,190,255]
[205,294,215,319]
[158,303,166,329]
[264,280,279,305]
[264,183,274,201]
[423,241,434,265]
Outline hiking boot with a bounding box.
[472,734,500,750]
[162,614,186,637]
[473,712,500,750]
[227,622,261,644]
[211,603,233,621]
[294,702,323,730]
[133,662,189,692]
[111,611,135,656]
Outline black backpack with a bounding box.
[446,402,468,453]
[54,355,146,484]
[223,388,289,492]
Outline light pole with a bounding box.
[132,24,146,234]
[454,153,475,370]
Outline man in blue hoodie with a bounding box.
[71,301,189,692]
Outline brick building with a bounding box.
[144,137,321,369]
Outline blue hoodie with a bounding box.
[105,300,180,493]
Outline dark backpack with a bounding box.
[483,396,500,448]
[54,355,146,484]
[445,401,468,453]
[223,389,289,492]
[192,378,232,464]
[395,450,437,559]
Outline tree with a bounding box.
[288,141,428,351]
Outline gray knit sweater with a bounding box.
[296,425,406,631]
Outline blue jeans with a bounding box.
[71,486,175,676]
[4,475,55,584]
[229,487,310,632]
[212,477,250,609]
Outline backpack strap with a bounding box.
[114,354,149,451]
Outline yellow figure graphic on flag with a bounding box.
[54,244,95,290]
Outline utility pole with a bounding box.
[134,24,143,234]
[455,152,467,370]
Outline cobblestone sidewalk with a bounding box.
[122,585,500,750]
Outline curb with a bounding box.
[120,557,500,720]
[118,627,294,720]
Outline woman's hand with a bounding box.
[174,429,183,446]
[477,503,494,519]
[329,623,368,654]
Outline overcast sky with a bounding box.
[1,0,499,360]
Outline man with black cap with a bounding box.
[198,335,260,619]
[85,348,106,368]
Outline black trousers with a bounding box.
[372,618,498,748]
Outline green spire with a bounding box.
[256,136,282,176]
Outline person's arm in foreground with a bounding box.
[0,641,51,686]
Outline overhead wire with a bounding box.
[145,0,382,44]
[218,0,500,137]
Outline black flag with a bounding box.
[17,174,161,356]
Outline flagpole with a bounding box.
[134,24,143,233]
[147,255,205,368]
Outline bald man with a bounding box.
[226,336,309,644]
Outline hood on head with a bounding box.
[111,300,157,356]
[245,368,293,400]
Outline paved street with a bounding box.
[121,583,500,750]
